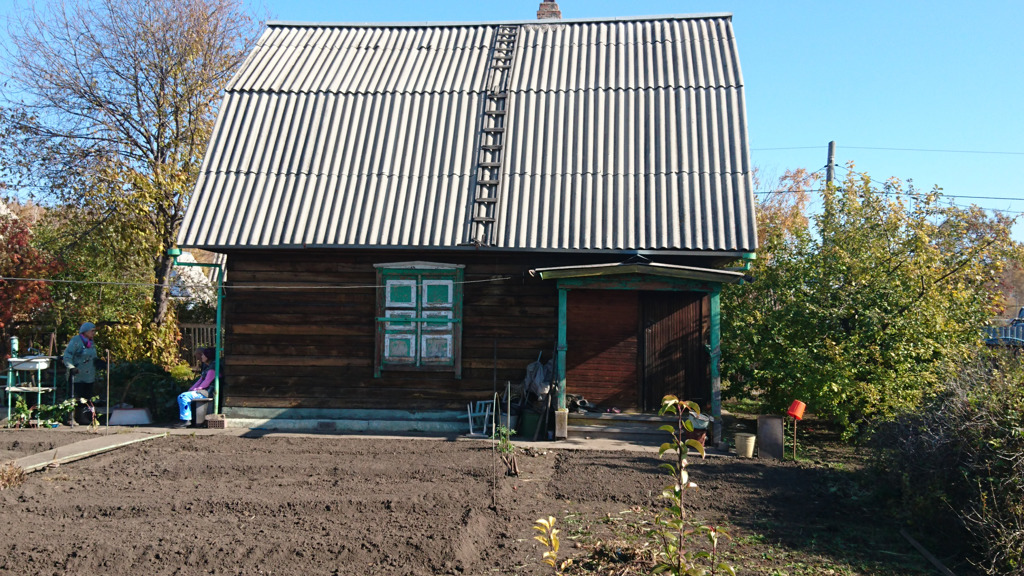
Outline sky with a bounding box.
[1,0,1022,243]
[253,0,1024,242]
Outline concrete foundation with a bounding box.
[221,407,467,434]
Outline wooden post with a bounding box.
[792,418,797,461]
[826,141,836,185]
[105,350,111,433]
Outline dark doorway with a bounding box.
[641,291,708,411]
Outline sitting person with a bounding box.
[174,347,216,428]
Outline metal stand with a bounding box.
[5,356,56,425]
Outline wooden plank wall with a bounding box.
[221,250,564,411]
[565,290,639,409]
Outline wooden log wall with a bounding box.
[222,250,575,411]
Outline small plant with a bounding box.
[81,397,101,430]
[35,398,79,427]
[651,394,734,575]
[534,516,572,575]
[5,395,32,428]
[0,461,27,490]
[492,425,519,476]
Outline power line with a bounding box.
[752,146,823,151]
[753,145,1024,156]
[753,189,826,195]
[0,275,514,291]
[834,164,1024,204]
[756,187,1024,203]
[844,146,1024,156]
[753,167,1024,215]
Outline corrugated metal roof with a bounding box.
[177,15,756,252]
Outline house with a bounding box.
[175,4,757,440]
[985,308,1024,350]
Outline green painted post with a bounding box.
[167,249,224,414]
[557,287,567,410]
[213,266,224,414]
[709,287,722,445]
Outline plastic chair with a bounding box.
[466,400,493,436]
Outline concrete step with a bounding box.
[222,408,467,434]
[567,422,668,444]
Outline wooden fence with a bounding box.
[179,323,218,365]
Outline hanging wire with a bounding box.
[0,274,515,291]
[753,164,1023,215]
[753,145,1024,155]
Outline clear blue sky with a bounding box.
[258,0,1024,244]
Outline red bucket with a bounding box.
[787,400,806,420]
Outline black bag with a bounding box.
[74,401,96,426]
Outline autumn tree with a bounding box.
[752,167,817,249]
[997,258,1024,317]
[1,0,260,332]
[722,166,1022,433]
[0,213,61,352]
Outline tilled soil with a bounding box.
[0,429,935,575]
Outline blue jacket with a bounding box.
[63,334,98,384]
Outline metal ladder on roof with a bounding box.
[464,24,520,247]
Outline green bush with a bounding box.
[876,351,1024,574]
[106,360,194,422]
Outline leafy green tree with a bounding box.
[724,167,1022,433]
[0,0,260,332]
[28,203,171,363]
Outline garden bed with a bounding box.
[0,427,974,575]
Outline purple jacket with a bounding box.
[188,368,216,392]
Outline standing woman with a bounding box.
[175,347,216,428]
[63,322,98,400]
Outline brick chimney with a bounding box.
[537,0,562,20]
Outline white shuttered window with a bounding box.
[375,262,463,377]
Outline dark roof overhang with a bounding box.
[530,260,747,284]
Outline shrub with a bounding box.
[876,351,1024,574]
[106,360,193,422]
[35,398,79,426]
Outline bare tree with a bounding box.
[2,0,261,326]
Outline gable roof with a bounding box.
[177,14,757,254]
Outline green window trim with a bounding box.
[374,262,464,378]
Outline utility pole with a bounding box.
[826,141,836,185]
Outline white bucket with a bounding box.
[735,433,757,458]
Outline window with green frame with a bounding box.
[374,262,464,377]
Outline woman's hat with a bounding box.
[79,322,96,334]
